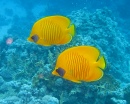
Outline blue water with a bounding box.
[0,0,130,104]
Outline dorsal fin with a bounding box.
[44,15,71,27]
[65,46,100,61]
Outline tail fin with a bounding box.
[97,56,106,70]
[68,24,75,36]
[86,56,106,82]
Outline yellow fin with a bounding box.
[46,15,71,27]
[68,46,100,61]
[83,46,100,61]
[86,67,104,81]
[70,79,81,83]
[58,34,72,44]
[85,56,106,82]
[68,24,75,36]
[43,44,51,46]
[97,56,106,70]
[65,75,81,83]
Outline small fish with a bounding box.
[52,46,106,83]
[27,15,75,46]
[6,38,13,45]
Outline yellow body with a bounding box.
[52,46,106,83]
[27,15,75,46]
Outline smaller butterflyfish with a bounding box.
[52,46,106,83]
[27,15,75,46]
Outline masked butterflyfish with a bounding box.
[52,46,106,83]
[27,15,75,46]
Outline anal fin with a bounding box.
[64,74,81,83]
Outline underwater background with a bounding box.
[0,0,130,104]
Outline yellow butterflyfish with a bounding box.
[52,46,106,83]
[27,15,75,46]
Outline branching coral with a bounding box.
[32,68,49,87]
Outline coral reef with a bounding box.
[123,83,130,104]
[68,7,130,82]
[0,7,129,104]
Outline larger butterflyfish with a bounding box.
[52,46,106,83]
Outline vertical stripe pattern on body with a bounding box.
[41,20,62,44]
[65,52,90,80]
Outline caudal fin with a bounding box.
[97,56,106,70]
[68,24,75,36]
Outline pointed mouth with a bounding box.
[27,37,33,42]
[52,70,55,75]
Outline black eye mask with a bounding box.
[31,34,39,43]
[56,67,66,77]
